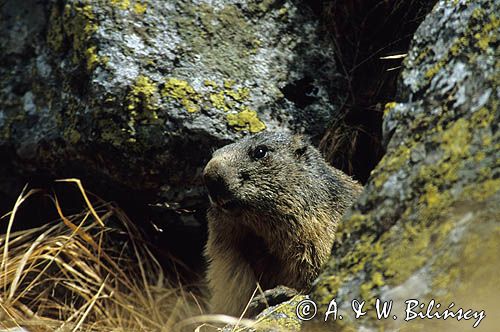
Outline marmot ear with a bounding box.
[292,135,308,158]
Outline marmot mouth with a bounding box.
[220,200,241,210]
[209,195,241,210]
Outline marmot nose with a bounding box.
[204,174,230,199]
[203,160,232,202]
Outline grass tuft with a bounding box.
[0,180,205,331]
[0,180,287,331]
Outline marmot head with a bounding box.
[203,132,332,214]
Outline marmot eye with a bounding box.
[252,145,268,160]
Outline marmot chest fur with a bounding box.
[203,132,362,316]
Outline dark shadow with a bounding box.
[284,0,437,183]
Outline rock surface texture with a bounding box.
[254,0,499,330]
[307,0,499,331]
[0,0,341,217]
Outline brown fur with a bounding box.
[203,132,362,316]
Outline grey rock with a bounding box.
[0,0,343,221]
[305,0,499,330]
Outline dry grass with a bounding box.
[0,179,206,332]
[0,179,293,332]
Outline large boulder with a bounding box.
[0,0,341,220]
[308,0,499,330]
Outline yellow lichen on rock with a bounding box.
[372,143,411,188]
[47,2,100,72]
[440,118,471,159]
[161,77,266,132]
[226,108,266,133]
[110,0,130,10]
[209,91,228,111]
[128,75,158,112]
[133,2,147,15]
[124,75,160,140]
[162,78,200,113]
[474,13,498,51]
[85,46,99,71]
[110,0,147,15]
[383,101,397,116]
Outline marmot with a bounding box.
[203,132,362,317]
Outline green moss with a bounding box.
[419,106,495,185]
[47,0,152,73]
[226,108,266,133]
[56,0,270,132]
[430,262,459,302]
[341,135,461,296]
[333,233,387,305]
[421,184,441,207]
[339,234,378,274]
[417,184,454,223]
[449,36,469,56]
[223,79,235,89]
[474,151,486,161]
[67,3,98,70]
[0,113,26,140]
[133,2,147,15]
